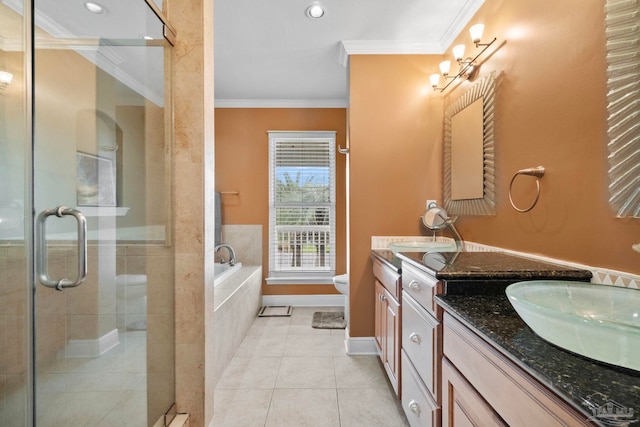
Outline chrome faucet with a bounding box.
[214,244,237,266]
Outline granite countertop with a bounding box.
[398,251,593,295]
[436,294,640,425]
[371,249,403,273]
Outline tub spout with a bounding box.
[214,244,236,266]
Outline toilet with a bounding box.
[332,274,349,326]
[116,274,147,331]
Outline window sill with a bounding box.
[266,276,334,285]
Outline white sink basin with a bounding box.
[506,280,640,372]
[388,241,457,254]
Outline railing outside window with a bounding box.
[275,225,331,271]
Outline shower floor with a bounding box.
[35,329,147,427]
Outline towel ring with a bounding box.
[508,166,545,213]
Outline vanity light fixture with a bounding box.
[306,4,325,19]
[84,2,106,14]
[0,70,13,91]
[431,23,497,92]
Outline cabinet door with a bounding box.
[374,280,385,355]
[383,287,400,394]
[442,358,507,427]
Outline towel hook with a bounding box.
[508,166,545,213]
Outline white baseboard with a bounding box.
[66,328,120,358]
[345,328,378,355]
[262,294,346,307]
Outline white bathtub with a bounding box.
[214,262,243,287]
[212,264,262,386]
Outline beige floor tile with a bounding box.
[337,388,409,427]
[234,334,288,358]
[96,390,147,427]
[246,316,291,336]
[289,323,331,335]
[330,328,347,336]
[275,357,336,389]
[334,356,390,389]
[284,335,336,357]
[331,335,348,357]
[212,389,273,427]
[216,357,281,389]
[265,389,340,427]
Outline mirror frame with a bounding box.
[443,71,497,216]
[605,0,640,218]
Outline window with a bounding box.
[267,131,336,284]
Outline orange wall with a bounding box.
[214,108,347,295]
[349,55,445,337]
[348,0,639,338]
[446,0,639,275]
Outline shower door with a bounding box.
[1,1,175,426]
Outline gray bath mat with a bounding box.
[312,311,346,329]
[258,306,292,317]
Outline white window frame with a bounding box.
[266,131,336,285]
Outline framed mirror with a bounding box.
[604,0,640,218]
[443,71,496,215]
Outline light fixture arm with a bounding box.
[474,37,497,48]
[431,34,497,92]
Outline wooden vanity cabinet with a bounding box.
[442,313,591,427]
[373,257,401,396]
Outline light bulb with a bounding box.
[470,24,485,44]
[306,4,325,18]
[439,61,451,76]
[452,44,466,61]
[84,2,106,14]
[429,74,441,87]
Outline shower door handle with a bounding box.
[37,206,87,291]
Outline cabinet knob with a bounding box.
[409,280,420,291]
[409,332,421,345]
[408,400,421,415]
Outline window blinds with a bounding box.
[268,131,336,277]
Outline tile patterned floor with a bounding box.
[212,306,410,427]
[36,330,147,427]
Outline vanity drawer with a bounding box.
[402,263,442,319]
[402,291,441,402]
[373,257,400,299]
[402,350,440,427]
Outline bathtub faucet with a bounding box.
[214,244,237,266]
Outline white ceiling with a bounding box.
[214,0,485,107]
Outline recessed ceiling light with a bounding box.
[84,2,106,14]
[306,4,325,19]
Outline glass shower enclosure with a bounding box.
[0,1,175,425]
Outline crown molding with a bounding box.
[438,0,486,50]
[339,40,443,67]
[215,98,348,108]
[338,0,486,67]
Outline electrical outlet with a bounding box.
[426,199,437,209]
